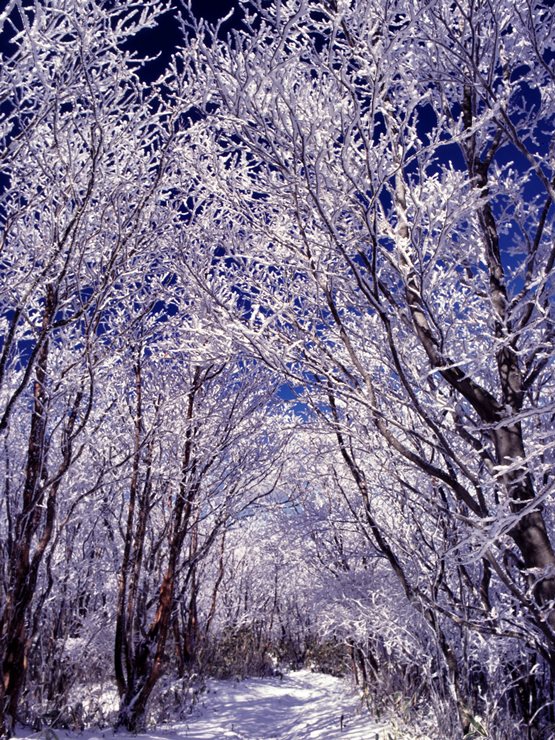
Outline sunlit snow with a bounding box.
[17,671,416,739]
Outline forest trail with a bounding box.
[163,669,388,739]
[21,671,402,740]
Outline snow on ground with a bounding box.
[17,670,425,739]
[156,670,390,739]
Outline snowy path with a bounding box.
[160,670,389,739]
[20,671,397,739]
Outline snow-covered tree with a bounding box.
[0,0,176,732]
[112,345,288,731]
[2,0,554,736]
[180,0,555,733]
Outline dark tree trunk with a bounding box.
[116,368,202,732]
[116,559,180,731]
[0,288,56,737]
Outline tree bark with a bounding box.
[0,287,56,736]
[116,369,202,731]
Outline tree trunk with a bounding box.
[116,567,176,731]
[0,287,56,737]
[116,369,202,731]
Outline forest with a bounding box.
[0,0,554,737]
